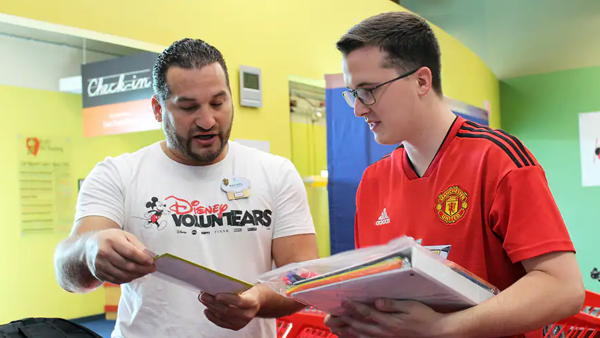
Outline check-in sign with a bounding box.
[81,52,160,137]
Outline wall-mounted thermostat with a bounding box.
[239,65,262,108]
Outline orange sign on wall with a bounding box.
[82,98,159,137]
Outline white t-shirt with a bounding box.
[75,141,316,338]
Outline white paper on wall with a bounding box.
[578,112,600,187]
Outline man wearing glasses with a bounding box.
[324,11,584,338]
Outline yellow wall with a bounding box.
[291,122,329,257]
[288,75,330,257]
[0,2,500,152]
[291,123,328,179]
[0,0,500,322]
[0,85,165,323]
[306,184,331,258]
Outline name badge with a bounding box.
[221,177,251,200]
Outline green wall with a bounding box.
[501,67,600,293]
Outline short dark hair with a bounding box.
[336,11,442,96]
[153,38,230,101]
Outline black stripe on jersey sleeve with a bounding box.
[371,144,402,165]
[462,122,534,167]
[380,144,403,159]
[456,132,523,168]
[496,129,535,166]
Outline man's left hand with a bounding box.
[199,287,262,331]
[324,299,451,338]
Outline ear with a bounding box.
[415,67,433,97]
[151,95,163,123]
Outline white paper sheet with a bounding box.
[578,112,600,187]
[150,253,253,295]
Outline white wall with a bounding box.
[0,33,119,92]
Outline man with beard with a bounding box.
[53,38,318,338]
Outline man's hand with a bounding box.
[84,229,156,285]
[199,286,263,331]
[325,300,449,338]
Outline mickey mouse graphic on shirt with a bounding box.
[140,197,171,231]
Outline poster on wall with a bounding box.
[17,136,74,234]
[81,52,160,138]
[578,112,600,187]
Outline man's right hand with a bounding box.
[84,229,156,285]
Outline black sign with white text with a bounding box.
[81,52,159,108]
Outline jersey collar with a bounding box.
[402,115,464,180]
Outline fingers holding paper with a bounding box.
[325,299,447,338]
[85,229,156,285]
[324,314,359,338]
[199,287,262,331]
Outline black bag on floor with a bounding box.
[0,318,103,338]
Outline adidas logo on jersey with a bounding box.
[375,208,390,226]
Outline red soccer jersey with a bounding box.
[354,116,575,338]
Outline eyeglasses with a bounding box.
[342,68,420,108]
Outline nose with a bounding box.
[193,107,217,130]
[353,100,370,118]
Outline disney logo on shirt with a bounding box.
[136,195,272,234]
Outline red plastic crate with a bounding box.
[279,291,600,338]
[277,308,336,338]
[543,290,600,338]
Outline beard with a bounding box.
[164,114,233,165]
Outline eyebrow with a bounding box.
[174,97,196,103]
[175,91,228,103]
[355,82,377,89]
[213,90,227,98]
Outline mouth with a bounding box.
[193,134,217,140]
[367,121,380,130]
[192,134,218,145]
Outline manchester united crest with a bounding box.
[435,185,468,224]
